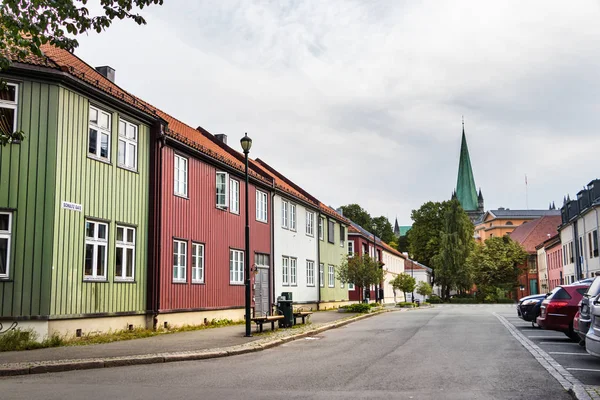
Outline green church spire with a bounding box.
[456,119,478,211]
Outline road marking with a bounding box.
[528,336,566,339]
[549,352,591,356]
[567,368,600,372]
[538,341,579,345]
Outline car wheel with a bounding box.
[531,321,536,328]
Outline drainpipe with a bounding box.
[153,126,166,330]
[316,211,321,310]
[270,188,275,315]
[583,216,588,278]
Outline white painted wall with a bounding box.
[406,269,432,302]
[382,249,405,304]
[578,207,600,278]
[273,195,319,304]
[560,224,575,283]
[537,247,548,293]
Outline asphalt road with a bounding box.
[0,305,572,400]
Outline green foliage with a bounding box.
[416,281,433,297]
[369,302,381,308]
[396,302,415,307]
[467,236,528,293]
[449,298,478,304]
[372,216,395,244]
[336,254,384,301]
[396,234,409,253]
[346,303,371,313]
[431,199,474,299]
[391,273,416,302]
[428,297,443,304]
[0,329,65,352]
[339,204,372,231]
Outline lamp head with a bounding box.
[240,133,252,153]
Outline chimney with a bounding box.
[95,66,116,83]
[215,134,228,145]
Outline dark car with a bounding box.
[537,283,591,340]
[517,293,546,326]
[575,277,600,343]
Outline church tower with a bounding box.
[455,119,484,223]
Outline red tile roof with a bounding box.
[13,45,269,183]
[252,159,318,206]
[319,202,350,225]
[380,241,406,259]
[509,216,562,254]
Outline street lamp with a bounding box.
[241,133,253,337]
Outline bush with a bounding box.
[0,328,64,352]
[369,302,381,308]
[449,298,479,304]
[428,297,443,304]
[396,302,415,308]
[346,303,371,313]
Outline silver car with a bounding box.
[585,293,600,357]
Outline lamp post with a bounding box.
[411,260,415,304]
[240,133,253,337]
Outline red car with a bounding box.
[537,284,590,340]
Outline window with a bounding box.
[174,154,188,197]
[190,243,205,283]
[569,242,574,263]
[328,220,335,244]
[282,256,289,286]
[319,263,324,287]
[118,119,137,170]
[0,83,18,135]
[594,230,599,258]
[590,232,594,259]
[256,190,268,222]
[88,105,111,160]
[290,257,297,286]
[306,211,314,236]
[363,243,368,255]
[282,200,288,228]
[115,225,135,281]
[230,249,244,284]
[319,218,324,240]
[340,226,345,247]
[84,220,108,280]
[173,240,187,282]
[506,221,513,226]
[348,283,355,290]
[290,204,297,231]
[348,241,354,257]
[328,265,335,287]
[216,171,228,209]
[306,260,315,286]
[230,179,239,214]
[0,212,12,278]
[256,253,270,268]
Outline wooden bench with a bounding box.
[251,315,284,333]
[293,311,313,325]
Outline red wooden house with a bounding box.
[150,119,274,328]
[347,221,385,302]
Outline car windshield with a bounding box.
[586,277,600,297]
[547,287,571,300]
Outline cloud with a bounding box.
[74,0,600,224]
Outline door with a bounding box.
[530,279,538,295]
[255,267,269,317]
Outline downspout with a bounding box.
[583,215,588,278]
[574,222,581,280]
[270,187,275,315]
[153,125,166,330]
[317,211,321,309]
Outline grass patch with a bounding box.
[344,303,371,313]
[0,329,65,352]
[396,302,415,308]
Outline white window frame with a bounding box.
[256,190,268,222]
[174,154,188,197]
[0,212,12,279]
[348,283,355,290]
[88,105,112,161]
[328,265,335,288]
[117,118,138,170]
[306,211,314,236]
[229,178,240,214]
[0,83,18,135]
[115,225,135,281]
[282,256,289,286]
[319,263,324,288]
[348,240,354,257]
[216,171,229,209]
[290,257,297,286]
[290,203,297,231]
[173,239,187,283]
[230,249,244,284]
[84,220,108,281]
[282,200,289,229]
[319,217,324,241]
[192,243,205,283]
[306,260,315,286]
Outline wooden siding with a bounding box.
[318,217,349,302]
[158,145,271,312]
[50,87,150,317]
[348,236,378,301]
[0,78,59,318]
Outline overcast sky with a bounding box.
[75,0,600,225]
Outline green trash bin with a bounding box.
[278,293,294,328]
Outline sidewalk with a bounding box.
[0,309,369,375]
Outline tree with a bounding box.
[336,254,384,302]
[407,201,450,285]
[0,0,163,145]
[339,204,372,231]
[371,216,395,244]
[416,281,433,299]
[467,236,528,298]
[391,273,416,303]
[431,199,474,299]
[396,234,409,254]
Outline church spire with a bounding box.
[455,119,479,211]
[393,217,400,236]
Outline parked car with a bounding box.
[575,277,600,344]
[517,293,547,326]
[537,283,591,340]
[586,294,600,357]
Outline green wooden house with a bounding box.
[0,46,161,338]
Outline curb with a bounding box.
[0,309,396,377]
